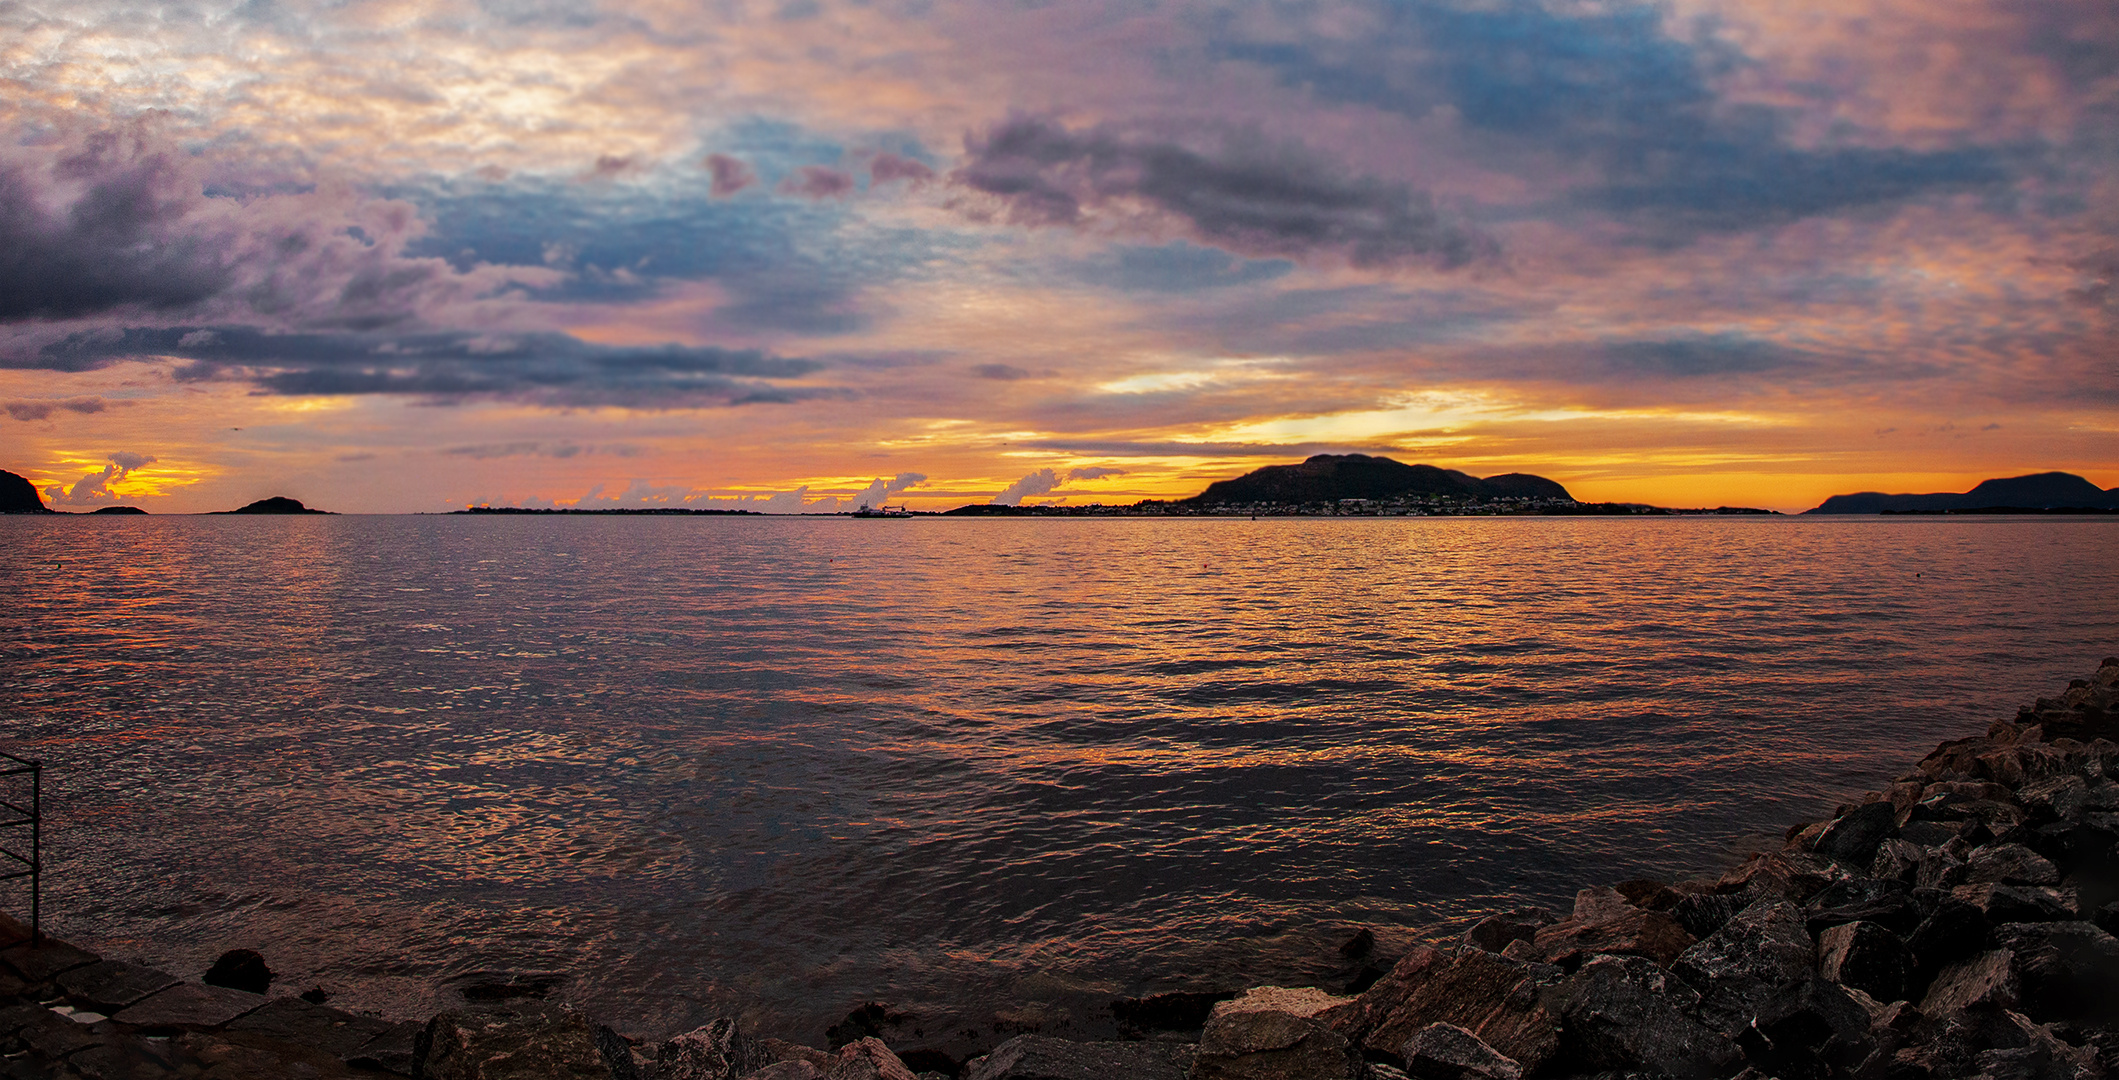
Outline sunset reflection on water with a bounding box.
[1,516,2114,1042]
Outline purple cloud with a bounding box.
[704,153,757,197]
[953,115,1490,269]
[5,397,109,421]
[869,152,936,186]
[780,165,855,199]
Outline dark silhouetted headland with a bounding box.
[216,496,334,515]
[0,469,53,514]
[91,505,148,515]
[1805,472,2119,514]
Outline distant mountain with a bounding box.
[215,496,333,515]
[1806,472,2119,514]
[91,506,148,515]
[1,469,53,514]
[1179,454,1574,506]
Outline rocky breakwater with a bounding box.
[5,662,2119,1080]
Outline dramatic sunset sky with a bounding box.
[2,0,2114,513]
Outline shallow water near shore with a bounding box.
[2,515,2116,1047]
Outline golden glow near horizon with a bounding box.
[0,0,2113,514]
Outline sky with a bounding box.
[1,0,2115,513]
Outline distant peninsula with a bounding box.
[91,506,148,515]
[1804,471,2119,514]
[214,496,334,515]
[0,469,53,514]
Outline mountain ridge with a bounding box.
[1177,454,1574,506]
[1806,471,2119,514]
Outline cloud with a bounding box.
[868,152,936,186]
[1075,243,1294,293]
[953,115,1490,269]
[991,467,1060,505]
[704,154,757,197]
[848,471,927,508]
[971,363,1032,381]
[0,123,557,329]
[5,397,108,421]
[780,165,855,199]
[1213,3,2011,238]
[19,326,840,408]
[586,154,644,180]
[1067,466,1127,481]
[46,451,156,505]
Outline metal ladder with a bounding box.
[0,751,40,945]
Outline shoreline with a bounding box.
[4,660,2116,1079]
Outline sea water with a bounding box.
[2,515,2115,1043]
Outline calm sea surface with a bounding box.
[2,516,2116,1045]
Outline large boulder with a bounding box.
[1962,845,2062,886]
[1715,852,1848,906]
[1190,986,1367,1080]
[821,1037,918,1080]
[655,1018,751,1080]
[1815,802,1899,867]
[1513,887,1695,967]
[1989,921,2119,1025]
[1669,899,1815,1037]
[1816,921,1913,1003]
[1919,951,2020,1018]
[1326,947,1562,1072]
[1540,954,1741,1078]
[1399,1023,1521,1080]
[962,1034,1195,1080]
[1950,884,2078,923]
[1464,910,1555,955]
[417,1004,621,1080]
[202,949,273,994]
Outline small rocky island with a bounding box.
[214,496,334,514]
[4,664,2118,1080]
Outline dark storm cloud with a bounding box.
[954,115,1492,269]
[26,326,837,408]
[0,129,237,320]
[1210,1,2013,236]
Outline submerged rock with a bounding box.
[202,948,273,994]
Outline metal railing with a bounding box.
[0,752,40,945]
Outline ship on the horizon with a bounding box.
[852,503,914,518]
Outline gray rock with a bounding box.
[346,1019,425,1074]
[1327,947,1562,1072]
[2017,775,2090,821]
[1671,893,1744,940]
[223,994,394,1058]
[108,982,267,1031]
[1518,889,1695,968]
[1399,1022,1522,1080]
[656,1018,750,1080]
[0,935,100,983]
[1736,979,1874,1079]
[823,1037,918,1080]
[1816,802,1898,867]
[54,960,180,1013]
[1989,921,2119,1025]
[1816,921,1912,1003]
[961,1034,1195,1080]
[1715,852,1847,905]
[1669,899,1814,1038]
[1919,951,2019,1018]
[1465,910,1555,955]
[418,1003,618,1080]
[1870,839,1926,883]
[1963,844,2061,886]
[1950,883,2078,922]
[1191,986,1368,1080]
[1541,954,1741,1078]
[744,1064,823,1080]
